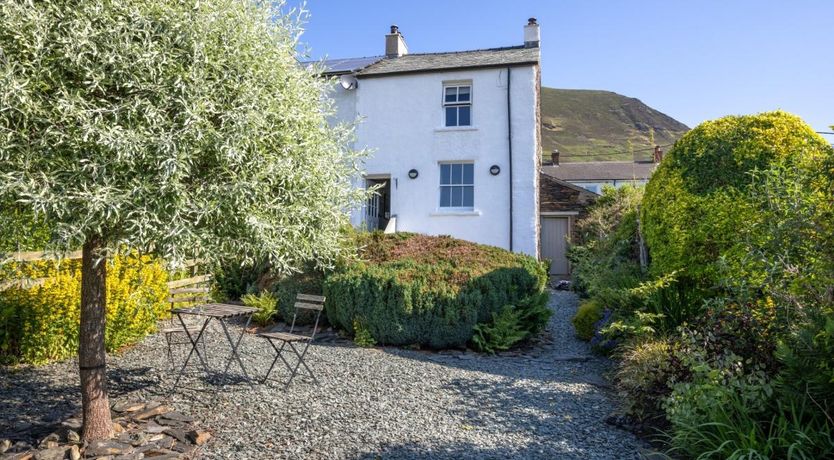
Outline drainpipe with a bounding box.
[506,67,513,252]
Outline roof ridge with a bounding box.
[558,161,642,165]
[300,55,383,64]
[305,45,529,65]
[401,45,527,57]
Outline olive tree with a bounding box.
[0,0,365,440]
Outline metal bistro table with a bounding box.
[170,303,258,390]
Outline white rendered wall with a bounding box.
[339,66,539,258]
[326,83,357,128]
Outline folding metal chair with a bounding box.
[163,274,212,370]
[257,294,324,389]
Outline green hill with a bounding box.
[541,88,689,162]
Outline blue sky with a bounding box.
[289,0,833,134]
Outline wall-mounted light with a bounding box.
[489,165,501,176]
[408,169,419,179]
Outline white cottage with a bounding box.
[314,19,543,258]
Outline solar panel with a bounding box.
[303,56,383,74]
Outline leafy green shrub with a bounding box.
[569,185,645,309]
[615,339,673,423]
[471,306,527,354]
[775,313,834,433]
[352,319,377,347]
[664,346,774,458]
[324,232,548,349]
[572,299,603,340]
[642,111,834,308]
[0,253,168,364]
[514,291,552,336]
[600,311,664,346]
[471,293,551,353]
[242,291,278,327]
[214,258,271,301]
[0,201,51,252]
[272,265,326,325]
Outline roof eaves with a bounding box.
[356,60,539,78]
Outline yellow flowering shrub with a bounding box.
[0,253,168,364]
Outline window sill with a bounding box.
[434,126,478,132]
[430,209,481,217]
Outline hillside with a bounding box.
[541,88,689,162]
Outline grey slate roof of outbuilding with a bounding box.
[306,45,539,77]
[542,161,658,182]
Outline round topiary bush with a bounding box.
[323,232,548,349]
[642,111,834,289]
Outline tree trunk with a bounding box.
[79,235,113,441]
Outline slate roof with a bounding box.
[539,172,598,213]
[541,161,658,182]
[306,46,539,77]
[357,46,539,77]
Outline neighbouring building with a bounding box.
[312,20,543,257]
[542,148,661,194]
[538,172,597,278]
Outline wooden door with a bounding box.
[540,217,570,276]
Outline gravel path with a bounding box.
[0,291,645,459]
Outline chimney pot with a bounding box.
[551,149,560,166]
[390,24,398,34]
[524,18,540,48]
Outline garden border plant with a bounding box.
[569,111,834,459]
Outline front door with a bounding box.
[540,216,570,277]
[364,177,391,231]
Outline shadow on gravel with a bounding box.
[442,376,610,455]
[0,365,156,442]
[354,439,589,460]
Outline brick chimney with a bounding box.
[551,149,560,166]
[653,145,663,163]
[524,18,540,48]
[386,25,408,58]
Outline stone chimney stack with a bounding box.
[386,25,408,58]
[551,149,560,166]
[524,18,540,48]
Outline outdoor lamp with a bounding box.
[408,169,419,179]
[489,165,501,176]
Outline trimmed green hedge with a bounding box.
[323,232,548,349]
[642,111,833,286]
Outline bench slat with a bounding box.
[296,293,325,303]
[167,274,211,289]
[167,295,208,304]
[169,287,210,295]
[295,301,324,311]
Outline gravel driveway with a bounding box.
[0,291,645,459]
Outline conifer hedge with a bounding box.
[324,233,548,349]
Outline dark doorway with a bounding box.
[365,177,391,231]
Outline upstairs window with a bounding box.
[439,162,474,209]
[443,84,471,127]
